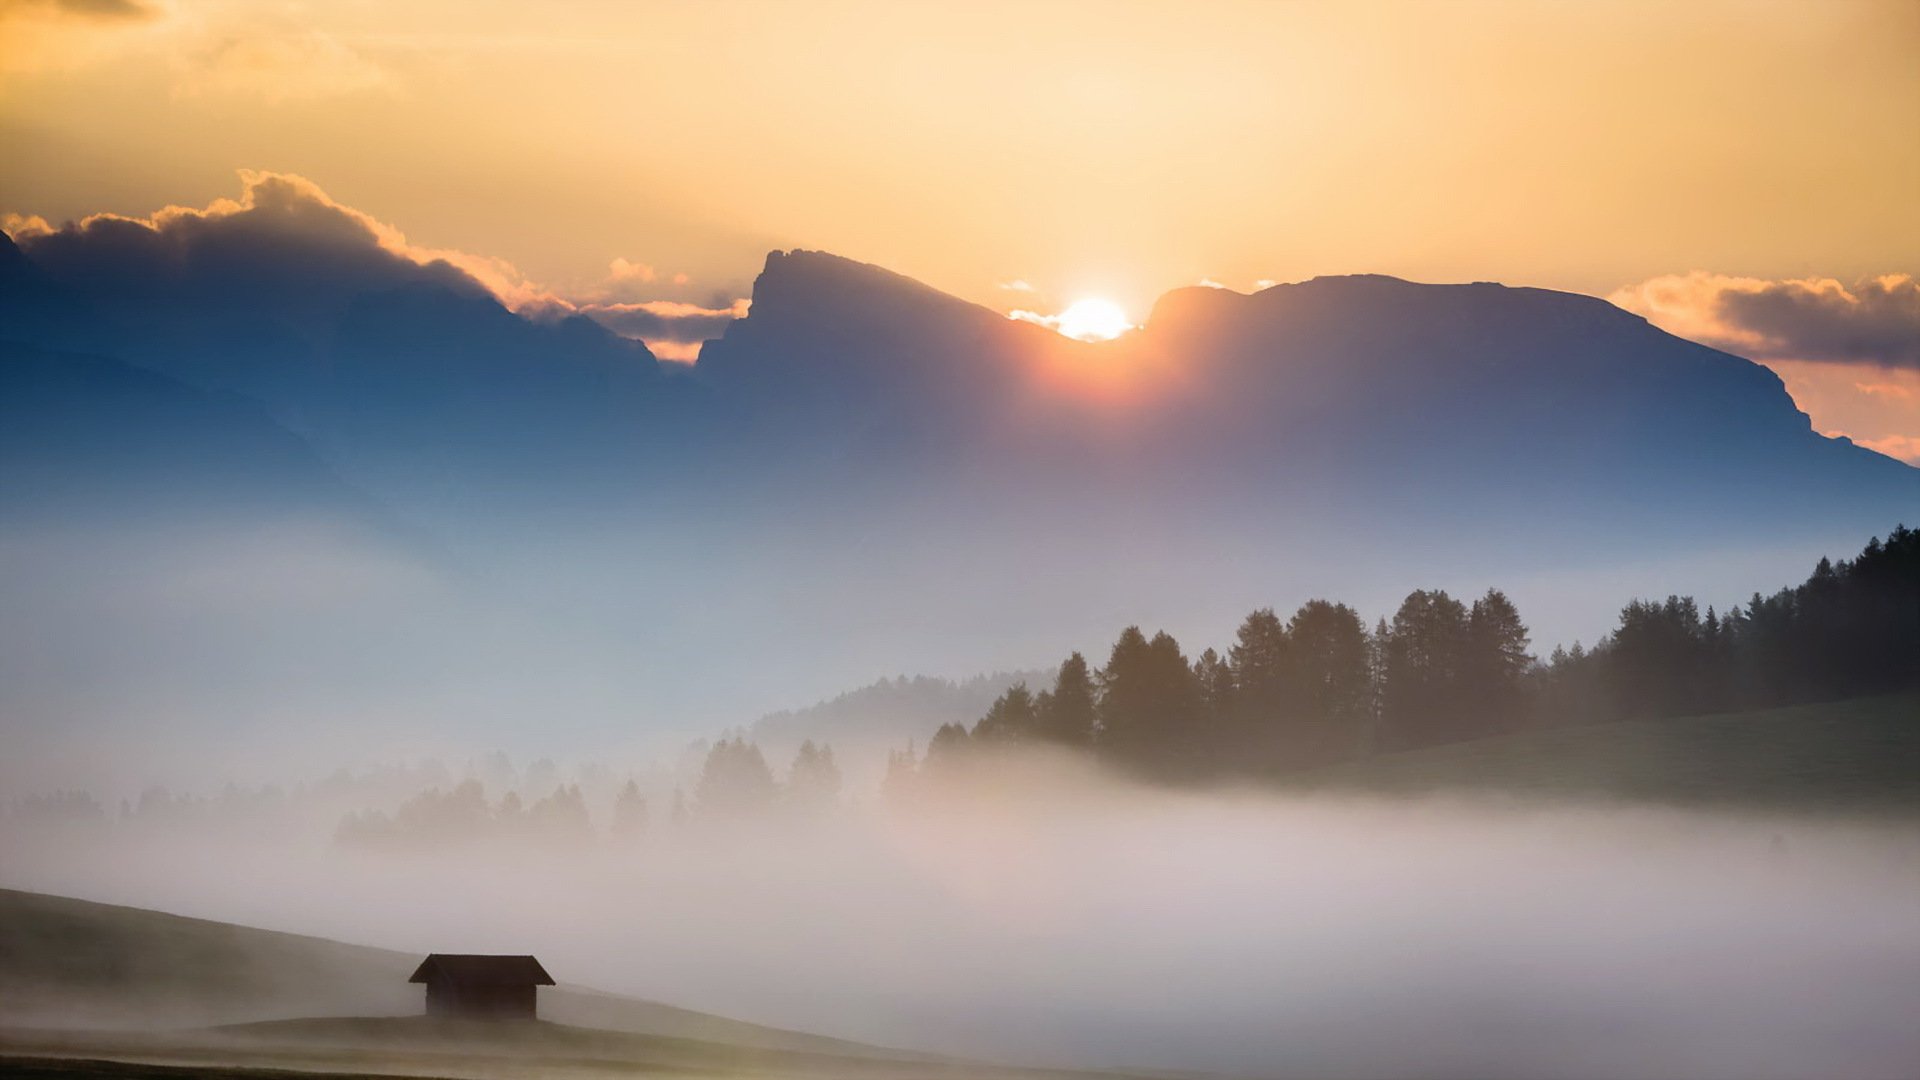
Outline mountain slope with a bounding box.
[0,340,381,522]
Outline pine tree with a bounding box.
[974,684,1041,743]
[1467,588,1533,734]
[1380,589,1472,749]
[1284,600,1373,764]
[1193,646,1235,756]
[1228,609,1289,736]
[1096,626,1155,756]
[1039,652,1098,744]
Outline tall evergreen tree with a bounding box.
[1193,646,1235,757]
[1467,588,1533,733]
[1380,589,1472,749]
[975,684,1041,743]
[1284,600,1373,764]
[1038,652,1098,744]
[1096,626,1156,756]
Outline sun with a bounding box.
[1053,297,1134,341]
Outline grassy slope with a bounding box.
[0,1016,1142,1080]
[1294,692,1920,812]
[0,889,915,1062]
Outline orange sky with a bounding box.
[3,0,1917,456]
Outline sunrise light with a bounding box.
[1012,297,1134,342]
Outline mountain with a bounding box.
[0,220,685,507]
[0,339,381,523]
[703,255,1918,526]
[4,226,1917,731]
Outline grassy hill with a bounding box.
[0,1016,1139,1080]
[0,889,916,1062]
[1293,692,1920,812]
[0,890,1169,1078]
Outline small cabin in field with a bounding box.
[409,954,554,1020]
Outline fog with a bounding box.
[0,491,1866,800]
[6,751,1919,1080]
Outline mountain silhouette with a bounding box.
[694,252,1915,535]
[3,232,1915,721]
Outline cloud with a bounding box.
[997,280,1036,293]
[1850,434,1920,463]
[581,298,750,345]
[0,0,159,77]
[608,257,657,284]
[173,28,389,104]
[8,170,742,367]
[1611,272,1920,370]
[1763,360,1920,466]
[0,0,155,20]
[16,169,564,311]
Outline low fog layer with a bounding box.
[6,756,1918,1080]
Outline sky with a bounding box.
[2,0,1918,453]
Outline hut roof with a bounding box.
[408,954,555,986]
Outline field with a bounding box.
[1296,692,1920,813]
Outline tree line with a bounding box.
[885,525,1920,789]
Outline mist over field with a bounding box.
[4,5,1919,1077]
[6,755,1920,1080]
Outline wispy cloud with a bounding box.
[173,28,389,104]
[0,0,155,21]
[580,299,750,345]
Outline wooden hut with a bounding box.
[409,954,554,1019]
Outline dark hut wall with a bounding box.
[424,978,537,1019]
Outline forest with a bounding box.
[8,526,1913,844]
[879,525,1920,793]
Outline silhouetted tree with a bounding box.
[974,684,1040,743]
[1609,595,1706,718]
[1193,647,1235,753]
[922,721,973,782]
[1283,600,1374,764]
[1379,589,1472,749]
[1227,609,1289,755]
[1097,629,1201,774]
[1038,652,1098,744]
[1467,588,1533,732]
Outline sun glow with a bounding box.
[1014,297,1134,341]
[1053,297,1134,341]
